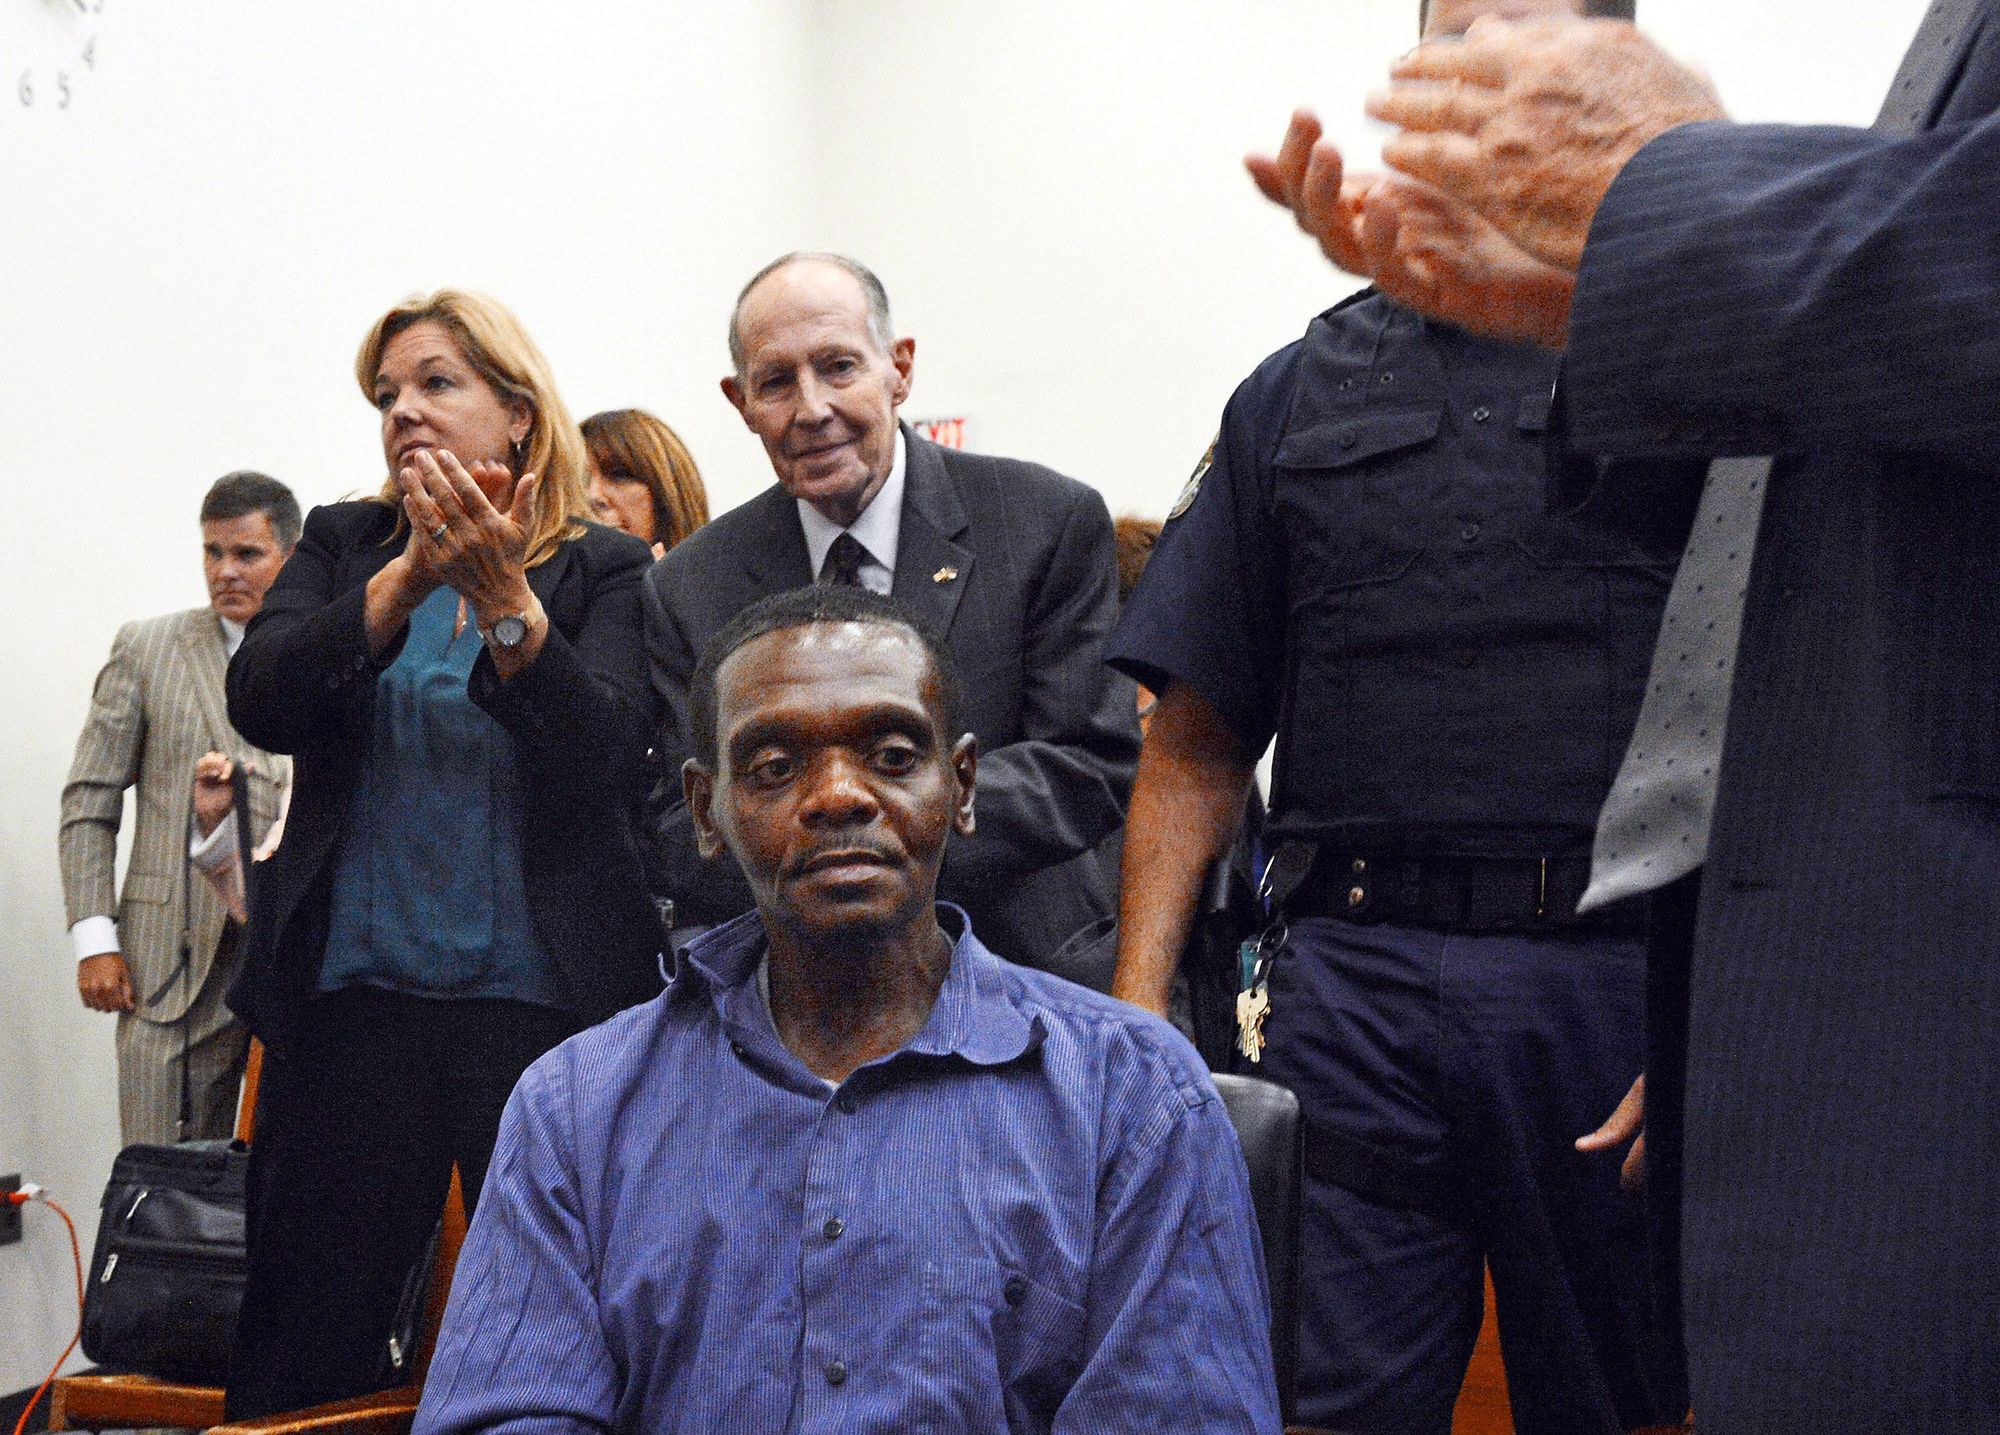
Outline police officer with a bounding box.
[1107,2,1692,1430]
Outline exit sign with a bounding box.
[910,417,968,450]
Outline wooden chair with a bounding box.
[51,1041,469,1435]
[1448,1269,1693,1435]
[1451,1270,1513,1434]
[1288,1261,1687,1435]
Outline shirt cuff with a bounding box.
[190,809,239,872]
[70,915,120,963]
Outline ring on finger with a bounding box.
[430,523,450,543]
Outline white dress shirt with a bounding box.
[795,430,906,596]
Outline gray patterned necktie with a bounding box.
[1579,460,1769,910]
[1579,0,1969,912]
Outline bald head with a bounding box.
[728,253,895,376]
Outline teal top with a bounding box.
[320,587,563,1007]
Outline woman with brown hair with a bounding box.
[581,407,709,557]
[223,290,662,1416]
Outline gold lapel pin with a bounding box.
[933,566,959,584]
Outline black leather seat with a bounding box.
[1213,1072,1302,1425]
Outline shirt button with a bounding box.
[1003,1275,1029,1307]
[1338,428,1358,450]
[1472,405,1492,423]
[823,1217,845,1240]
[1460,522,1481,543]
[729,1042,747,1060]
[835,1092,859,1115]
[825,1360,847,1387]
[1377,371,1395,385]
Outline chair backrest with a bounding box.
[235,1038,264,1144]
[414,1168,468,1383]
[1213,1072,1302,1425]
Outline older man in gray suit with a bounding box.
[644,254,1139,981]
[61,471,297,1144]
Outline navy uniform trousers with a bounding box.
[1261,915,1683,1434]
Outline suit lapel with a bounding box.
[739,486,815,596]
[890,430,974,638]
[526,535,574,614]
[179,609,235,756]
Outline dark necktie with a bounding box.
[819,532,870,587]
[1580,0,1971,911]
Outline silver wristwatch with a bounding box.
[480,611,533,651]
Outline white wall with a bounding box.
[0,0,1933,1389]
[0,0,819,1388]
[809,0,1930,520]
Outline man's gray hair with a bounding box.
[728,252,896,374]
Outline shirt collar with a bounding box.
[796,427,906,581]
[679,898,1041,1076]
[218,615,246,657]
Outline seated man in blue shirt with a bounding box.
[413,585,1282,1435]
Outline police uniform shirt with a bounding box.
[1109,293,1684,860]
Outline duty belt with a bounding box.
[1285,849,1645,935]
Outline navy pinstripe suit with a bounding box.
[1558,7,2000,1428]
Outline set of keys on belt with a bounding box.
[1234,840,1314,1064]
[1235,918,1284,1064]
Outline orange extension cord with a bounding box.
[7,1188,84,1435]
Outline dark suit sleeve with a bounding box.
[943,481,1140,888]
[228,504,393,755]
[641,561,755,919]
[467,530,655,810]
[1564,115,2000,468]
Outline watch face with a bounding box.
[493,615,528,647]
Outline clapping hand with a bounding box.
[1368,16,1723,273]
[1245,109,1378,279]
[1249,16,1724,347]
[398,448,537,620]
[1247,108,1577,348]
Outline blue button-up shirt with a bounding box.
[414,907,1281,1434]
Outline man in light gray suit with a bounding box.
[61,471,298,1144]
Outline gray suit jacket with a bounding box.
[59,607,288,1024]
[643,427,1140,974]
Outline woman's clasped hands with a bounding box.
[397,448,536,611]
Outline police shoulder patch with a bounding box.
[1169,435,1217,521]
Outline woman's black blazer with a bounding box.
[225,499,664,1053]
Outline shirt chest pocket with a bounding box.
[1509,390,1679,574]
[921,1254,1085,1425]
[1272,406,1442,594]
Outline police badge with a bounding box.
[1169,435,1216,521]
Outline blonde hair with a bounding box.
[580,409,710,552]
[355,289,590,567]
